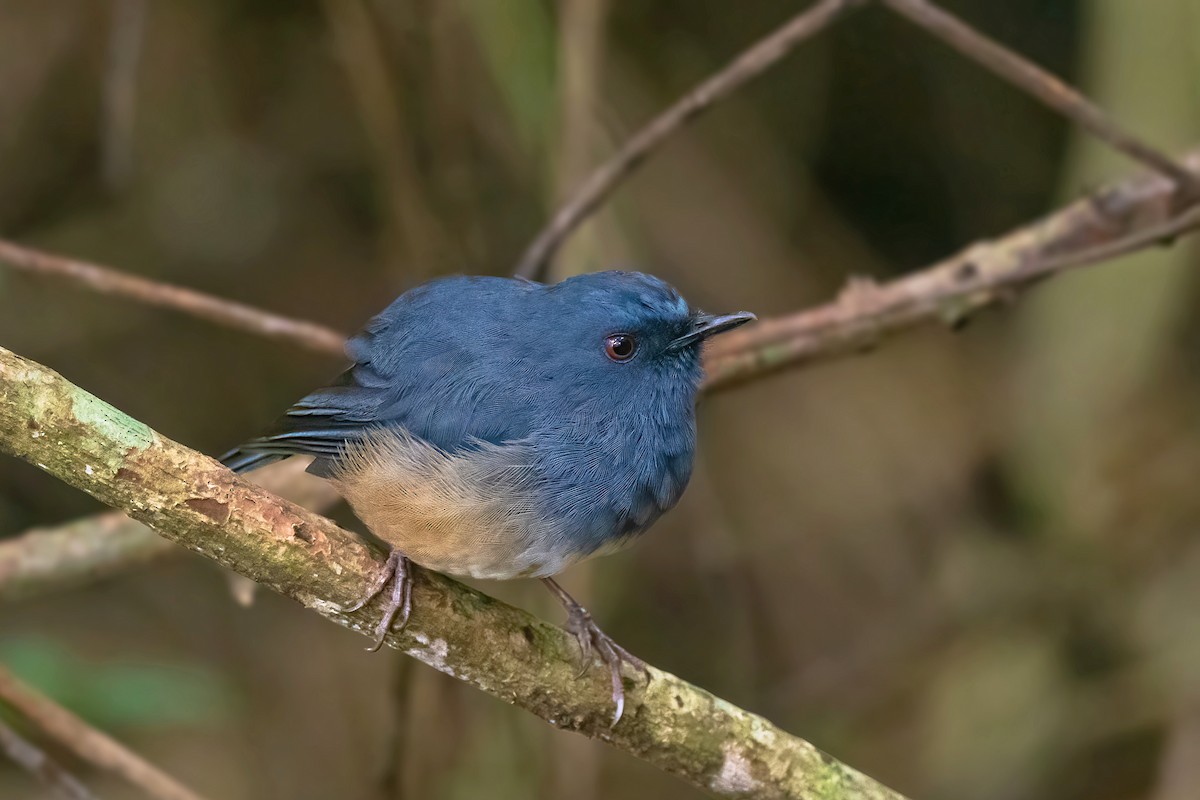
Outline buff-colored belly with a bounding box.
[334,481,578,579]
[329,429,578,580]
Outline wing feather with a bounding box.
[219,276,544,474]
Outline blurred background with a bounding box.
[2,0,1199,798]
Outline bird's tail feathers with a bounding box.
[219,448,286,475]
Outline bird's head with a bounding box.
[541,271,754,400]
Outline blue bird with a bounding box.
[220,270,753,722]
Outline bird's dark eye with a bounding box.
[604,333,637,362]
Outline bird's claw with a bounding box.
[563,603,650,727]
[331,549,413,651]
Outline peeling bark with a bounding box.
[0,346,907,800]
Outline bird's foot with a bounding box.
[542,578,650,726]
[564,604,651,726]
[333,549,413,652]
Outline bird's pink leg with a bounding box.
[335,549,413,651]
[541,576,650,726]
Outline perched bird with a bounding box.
[221,270,753,722]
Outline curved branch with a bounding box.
[879,0,1200,196]
[0,511,170,602]
[0,346,907,800]
[0,717,96,800]
[703,149,1200,391]
[0,665,207,800]
[512,0,861,278]
[0,239,347,358]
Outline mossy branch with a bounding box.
[0,346,907,800]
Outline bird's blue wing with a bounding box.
[217,377,391,474]
[219,276,543,475]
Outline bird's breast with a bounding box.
[329,406,695,580]
[531,393,697,555]
[330,428,585,579]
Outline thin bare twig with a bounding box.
[1034,201,1200,272]
[0,239,348,357]
[879,0,1200,198]
[512,0,861,278]
[703,149,1200,391]
[0,665,210,800]
[0,511,173,602]
[0,717,96,800]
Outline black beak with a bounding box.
[668,310,756,350]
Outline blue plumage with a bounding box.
[220,270,752,715]
[223,271,739,562]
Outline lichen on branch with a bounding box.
[0,346,907,800]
